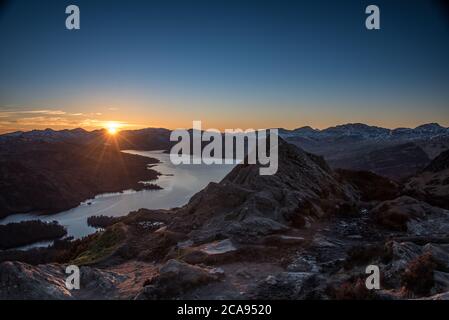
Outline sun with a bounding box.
[105,122,120,135]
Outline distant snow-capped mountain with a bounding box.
[279,123,449,141]
[0,128,96,143]
[279,123,449,180]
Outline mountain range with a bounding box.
[3,122,448,145]
[279,123,449,180]
[2,122,448,181]
[279,123,449,140]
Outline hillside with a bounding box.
[404,149,449,209]
[0,136,160,218]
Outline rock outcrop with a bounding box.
[168,139,357,243]
[0,260,154,300]
[0,262,73,300]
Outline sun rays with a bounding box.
[106,121,120,135]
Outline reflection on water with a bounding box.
[0,151,236,244]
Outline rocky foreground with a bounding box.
[1,141,449,300]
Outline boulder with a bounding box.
[135,259,223,300]
[0,261,130,300]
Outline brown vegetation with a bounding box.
[401,253,437,296]
[329,278,377,300]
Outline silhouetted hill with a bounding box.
[0,135,160,218]
[330,142,430,180]
[115,128,173,151]
[423,149,449,172]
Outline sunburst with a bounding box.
[105,122,120,135]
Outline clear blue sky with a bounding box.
[0,0,449,132]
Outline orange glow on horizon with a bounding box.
[105,121,120,135]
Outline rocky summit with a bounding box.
[167,139,358,243]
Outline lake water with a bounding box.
[0,151,236,247]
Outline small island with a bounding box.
[87,215,121,229]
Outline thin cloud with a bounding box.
[0,106,140,133]
[16,116,75,126]
[0,109,67,116]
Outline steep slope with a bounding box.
[405,149,449,209]
[423,149,449,172]
[329,142,430,180]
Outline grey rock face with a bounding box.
[171,139,357,243]
[0,262,72,300]
[0,261,129,300]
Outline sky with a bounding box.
[0,0,449,133]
